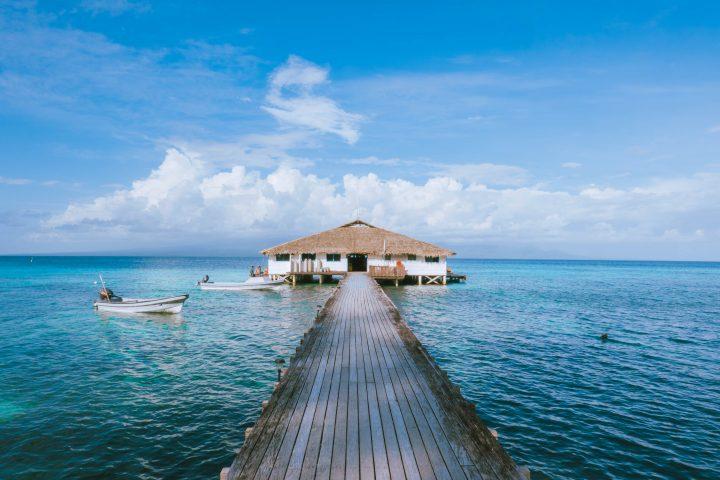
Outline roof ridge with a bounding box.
[339,219,375,228]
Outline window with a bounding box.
[407,254,417,261]
[424,256,440,263]
[301,253,316,260]
[326,253,340,262]
[384,254,392,261]
[275,254,290,261]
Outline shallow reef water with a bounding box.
[0,257,718,479]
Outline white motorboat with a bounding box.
[94,294,189,314]
[198,275,285,291]
[93,275,188,313]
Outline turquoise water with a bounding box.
[0,258,718,479]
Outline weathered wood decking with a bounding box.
[225,273,523,480]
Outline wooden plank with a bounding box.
[368,281,485,473]
[361,283,421,480]
[369,279,516,479]
[358,288,392,480]
[253,306,339,480]
[371,312,469,479]
[226,273,521,480]
[361,286,409,480]
[296,294,345,480]
[314,284,352,480]
[346,286,361,480]
[355,285,375,480]
[328,285,352,480]
[277,291,345,480]
[228,313,330,479]
[372,316,478,470]
[365,292,450,480]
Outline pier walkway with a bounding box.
[224,273,523,480]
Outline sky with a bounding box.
[1,1,720,259]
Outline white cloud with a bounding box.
[562,162,582,169]
[0,176,32,185]
[0,11,259,132]
[347,156,404,166]
[262,56,363,144]
[45,149,720,253]
[580,186,624,200]
[165,131,315,169]
[708,124,720,133]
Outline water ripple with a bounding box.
[1,257,719,479]
[387,260,720,480]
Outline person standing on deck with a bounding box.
[249,265,255,277]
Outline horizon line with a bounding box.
[1,253,719,263]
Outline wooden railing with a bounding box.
[368,265,406,279]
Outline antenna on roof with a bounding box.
[353,206,361,220]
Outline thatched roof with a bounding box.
[261,220,455,256]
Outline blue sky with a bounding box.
[1,1,720,259]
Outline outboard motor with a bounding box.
[198,274,210,285]
[99,288,122,302]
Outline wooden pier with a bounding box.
[222,273,525,480]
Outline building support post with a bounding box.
[442,275,447,285]
[418,275,422,286]
[395,278,399,287]
[292,274,296,286]
[319,275,323,284]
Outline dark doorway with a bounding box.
[347,254,368,272]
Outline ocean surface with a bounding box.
[0,257,718,479]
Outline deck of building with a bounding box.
[224,273,523,480]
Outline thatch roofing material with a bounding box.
[261,220,455,256]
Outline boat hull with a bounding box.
[94,294,189,314]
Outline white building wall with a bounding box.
[368,254,447,276]
[267,253,349,274]
[268,253,446,276]
[267,257,290,275]
[325,253,348,272]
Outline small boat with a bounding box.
[94,294,189,313]
[93,275,188,313]
[197,275,285,291]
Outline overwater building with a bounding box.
[261,219,456,285]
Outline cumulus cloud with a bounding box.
[45,149,720,253]
[262,56,363,144]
